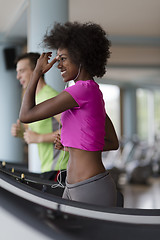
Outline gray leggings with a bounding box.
[62,171,117,207]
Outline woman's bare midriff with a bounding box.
[66,147,106,184]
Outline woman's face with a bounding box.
[57,48,79,82]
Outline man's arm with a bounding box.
[23,129,60,144]
[23,113,62,144]
[11,119,28,138]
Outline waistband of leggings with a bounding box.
[66,170,109,189]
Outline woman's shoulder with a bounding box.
[63,80,101,103]
[66,80,97,91]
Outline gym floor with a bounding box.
[121,176,160,209]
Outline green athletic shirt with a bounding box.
[29,85,69,172]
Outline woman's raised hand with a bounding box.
[35,52,59,75]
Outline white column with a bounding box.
[0,44,24,163]
[27,0,68,172]
[28,0,68,92]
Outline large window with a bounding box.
[99,84,120,137]
[137,89,149,141]
[154,91,160,135]
[137,88,160,143]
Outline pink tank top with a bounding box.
[61,80,106,151]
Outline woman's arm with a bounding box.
[103,114,119,151]
[19,53,78,123]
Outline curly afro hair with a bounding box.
[43,22,111,78]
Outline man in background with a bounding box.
[11,52,68,181]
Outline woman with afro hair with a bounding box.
[20,22,119,207]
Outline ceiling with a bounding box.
[0,0,160,88]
